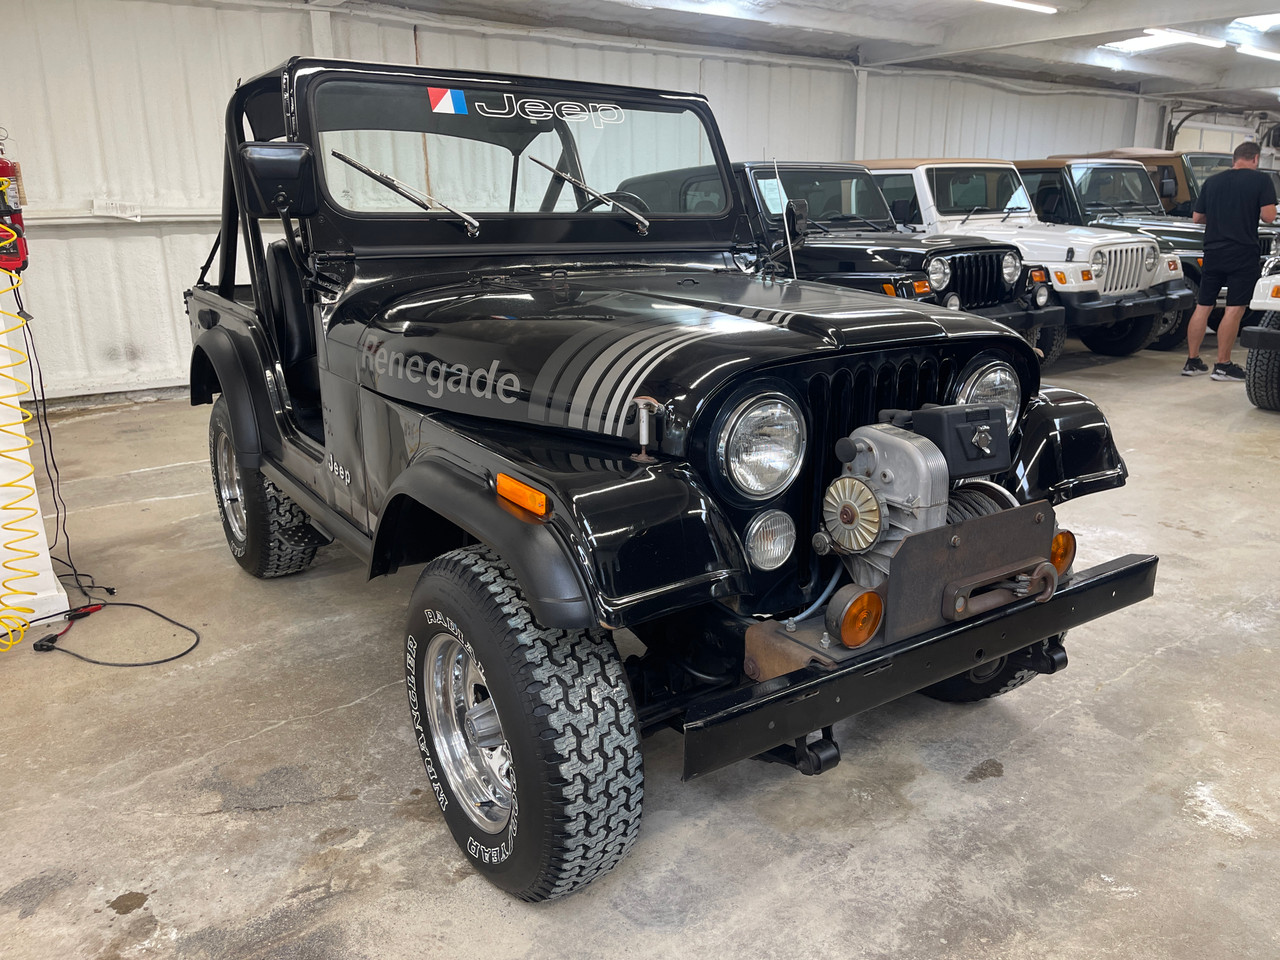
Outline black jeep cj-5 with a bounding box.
[187,58,1158,901]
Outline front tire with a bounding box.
[405,545,643,901]
[920,637,1063,703]
[1034,324,1067,367]
[1076,314,1160,356]
[1245,311,1280,411]
[208,396,318,578]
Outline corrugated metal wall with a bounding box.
[13,0,1143,398]
[858,72,1139,162]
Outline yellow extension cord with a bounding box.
[0,178,42,651]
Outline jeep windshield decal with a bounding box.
[313,78,728,218]
[928,167,1031,217]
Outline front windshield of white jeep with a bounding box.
[1185,153,1233,188]
[927,167,1030,217]
[313,79,725,216]
[1071,165,1162,210]
[751,169,891,224]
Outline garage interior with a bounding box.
[3,2,1279,958]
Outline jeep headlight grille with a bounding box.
[955,360,1021,432]
[718,395,806,500]
[927,257,951,291]
[1001,251,1021,284]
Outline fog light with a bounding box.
[745,510,796,571]
[1034,284,1050,307]
[1050,529,1076,576]
[945,293,962,310]
[824,585,884,648]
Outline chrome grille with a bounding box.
[1260,234,1279,258]
[1099,244,1150,295]
[947,251,1004,309]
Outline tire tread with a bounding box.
[1245,311,1280,411]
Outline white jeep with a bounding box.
[865,159,1193,357]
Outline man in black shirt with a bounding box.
[1183,141,1277,380]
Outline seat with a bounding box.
[1034,186,1063,221]
[263,239,321,409]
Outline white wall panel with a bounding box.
[859,72,1139,163]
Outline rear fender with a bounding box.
[1002,387,1127,504]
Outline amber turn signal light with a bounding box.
[913,279,931,296]
[497,473,549,517]
[1167,259,1178,272]
[1081,269,1093,282]
[882,283,897,297]
[1053,271,1067,285]
[1050,529,1076,577]
[839,591,883,648]
[1197,257,1203,267]
[1271,285,1280,299]
[1031,269,1047,283]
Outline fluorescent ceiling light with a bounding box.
[1234,15,1280,33]
[1239,44,1280,62]
[1100,35,1183,53]
[1143,28,1227,49]
[975,0,1057,14]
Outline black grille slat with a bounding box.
[949,251,1003,309]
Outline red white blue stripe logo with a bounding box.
[428,88,468,114]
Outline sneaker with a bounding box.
[1211,361,1246,382]
[1182,356,1209,376]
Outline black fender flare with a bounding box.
[372,459,595,630]
[1002,386,1128,505]
[190,326,281,469]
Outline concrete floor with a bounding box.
[1,337,1277,960]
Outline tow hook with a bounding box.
[754,726,841,776]
[1018,636,1069,675]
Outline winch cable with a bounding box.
[2,249,201,666]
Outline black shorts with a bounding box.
[1198,260,1261,307]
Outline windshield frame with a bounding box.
[745,164,894,230]
[924,165,1033,218]
[286,60,744,253]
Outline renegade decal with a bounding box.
[428,87,468,115]
[473,94,625,128]
[363,345,520,403]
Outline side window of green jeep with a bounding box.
[875,174,921,224]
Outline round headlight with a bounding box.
[745,510,796,571]
[1090,250,1107,278]
[1143,247,1157,271]
[1034,284,1050,308]
[1001,251,1021,284]
[927,257,951,291]
[718,395,806,499]
[956,360,1021,432]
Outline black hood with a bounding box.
[356,269,1022,451]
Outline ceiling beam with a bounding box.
[861,0,1280,67]
[1140,58,1280,96]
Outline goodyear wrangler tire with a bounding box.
[1077,314,1160,356]
[208,396,318,578]
[1245,311,1280,411]
[404,544,643,901]
[920,636,1064,703]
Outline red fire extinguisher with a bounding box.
[0,156,28,273]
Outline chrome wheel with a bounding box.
[215,432,247,541]
[424,632,514,834]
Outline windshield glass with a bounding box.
[1185,153,1233,189]
[1070,164,1162,210]
[313,78,726,216]
[927,167,1031,216]
[750,168,891,224]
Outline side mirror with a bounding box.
[784,198,809,239]
[1160,178,1177,199]
[239,142,318,218]
[890,197,912,224]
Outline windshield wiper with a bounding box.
[1085,200,1126,219]
[958,205,992,226]
[530,157,650,236]
[331,150,480,237]
[823,213,884,231]
[1001,205,1031,222]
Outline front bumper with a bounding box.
[681,553,1158,780]
[1059,280,1194,328]
[1241,324,1280,350]
[968,300,1066,332]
